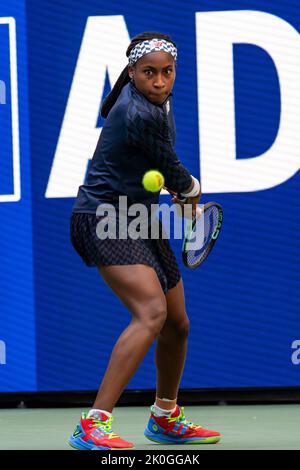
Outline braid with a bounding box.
[100,31,176,118]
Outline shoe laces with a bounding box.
[167,407,202,430]
[89,415,119,439]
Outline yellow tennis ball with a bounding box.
[142,170,165,192]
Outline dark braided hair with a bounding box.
[100,31,177,118]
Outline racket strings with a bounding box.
[186,205,220,267]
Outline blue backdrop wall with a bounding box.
[0,0,299,392]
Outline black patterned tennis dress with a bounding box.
[71,80,192,294]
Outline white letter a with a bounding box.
[46,16,130,198]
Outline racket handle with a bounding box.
[195,205,204,219]
[177,196,203,220]
[176,194,187,203]
[175,201,201,220]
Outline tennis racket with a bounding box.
[181,201,223,269]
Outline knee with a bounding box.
[161,315,190,340]
[178,317,190,338]
[140,300,168,338]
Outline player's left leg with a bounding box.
[144,278,221,445]
[155,278,189,402]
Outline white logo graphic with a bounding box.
[165,100,170,114]
[0,17,20,202]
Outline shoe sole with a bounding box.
[68,436,135,451]
[144,429,221,445]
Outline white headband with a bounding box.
[128,38,177,65]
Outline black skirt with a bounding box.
[70,212,181,294]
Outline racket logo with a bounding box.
[212,209,223,239]
[212,222,222,239]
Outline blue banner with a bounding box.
[0,0,36,391]
[0,0,299,392]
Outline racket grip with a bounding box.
[175,200,194,219]
[176,194,187,203]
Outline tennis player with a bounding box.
[69,31,221,450]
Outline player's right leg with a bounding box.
[68,263,167,450]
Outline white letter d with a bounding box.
[196,10,300,192]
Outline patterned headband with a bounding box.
[128,38,177,65]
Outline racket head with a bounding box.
[182,202,223,269]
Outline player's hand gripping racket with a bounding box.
[180,201,223,269]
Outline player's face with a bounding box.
[128,52,176,105]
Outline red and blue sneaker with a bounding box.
[68,412,135,450]
[144,405,221,445]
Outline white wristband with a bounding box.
[181,176,201,198]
